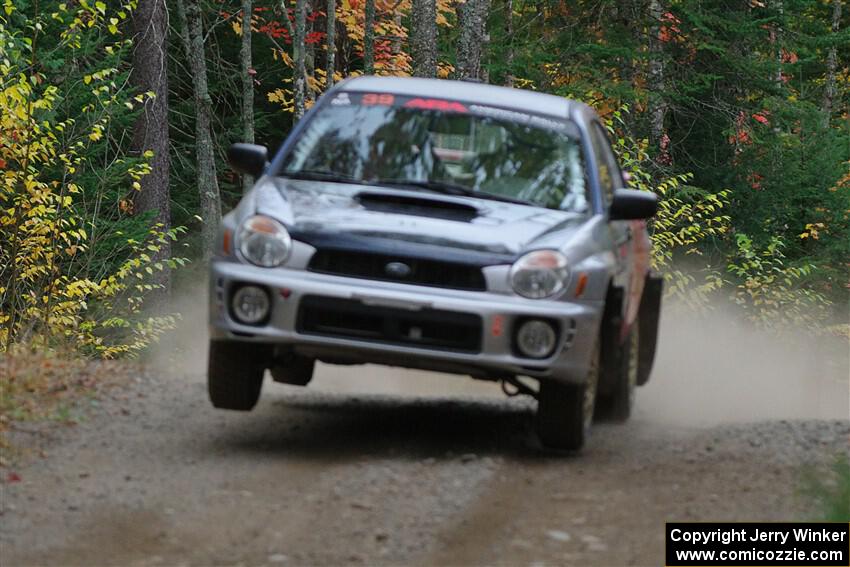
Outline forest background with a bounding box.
[1,0,848,359]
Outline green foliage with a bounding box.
[663,0,850,304]
[481,0,849,312]
[801,455,850,522]
[610,109,729,309]
[0,0,185,356]
[609,107,836,328]
[727,234,830,330]
[727,98,850,295]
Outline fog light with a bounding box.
[516,319,557,358]
[231,285,270,325]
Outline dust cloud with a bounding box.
[152,283,849,428]
[638,304,849,427]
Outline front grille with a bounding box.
[308,249,487,291]
[297,296,482,353]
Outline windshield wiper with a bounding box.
[281,169,359,183]
[373,179,533,206]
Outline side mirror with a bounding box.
[227,143,268,177]
[609,188,658,220]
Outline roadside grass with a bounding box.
[800,454,850,522]
[0,348,134,461]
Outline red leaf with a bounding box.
[305,31,326,44]
[7,472,21,483]
[752,113,769,125]
[781,49,798,64]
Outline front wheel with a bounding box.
[207,340,268,410]
[535,343,599,451]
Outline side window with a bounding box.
[589,122,623,205]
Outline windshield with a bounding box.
[279,92,590,212]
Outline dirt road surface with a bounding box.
[2,306,848,566]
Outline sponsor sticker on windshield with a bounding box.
[403,98,469,113]
[338,92,578,135]
[362,93,395,106]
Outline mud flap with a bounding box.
[637,273,663,386]
[597,286,624,397]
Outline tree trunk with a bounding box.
[305,1,316,107]
[175,0,222,260]
[240,0,255,191]
[411,0,437,77]
[455,0,491,81]
[326,0,336,88]
[504,0,513,86]
[821,0,842,127]
[131,0,171,297]
[392,11,402,57]
[364,0,375,74]
[769,0,784,88]
[480,15,490,83]
[648,0,668,164]
[294,0,307,118]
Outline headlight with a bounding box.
[237,215,292,267]
[510,250,569,299]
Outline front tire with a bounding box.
[207,340,268,410]
[535,343,599,451]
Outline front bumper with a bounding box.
[209,260,604,385]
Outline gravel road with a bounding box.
[1,306,848,566]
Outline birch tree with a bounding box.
[293,0,307,118]
[305,2,316,107]
[364,0,375,74]
[411,0,437,77]
[326,0,336,88]
[504,0,513,86]
[456,0,491,81]
[174,0,222,259]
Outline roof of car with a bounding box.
[337,76,592,122]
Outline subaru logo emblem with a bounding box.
[385,261,412,278]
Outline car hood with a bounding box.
[257,178,588,260]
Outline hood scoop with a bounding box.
[355,191,479,222]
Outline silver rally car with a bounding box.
[208,76,662,451]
